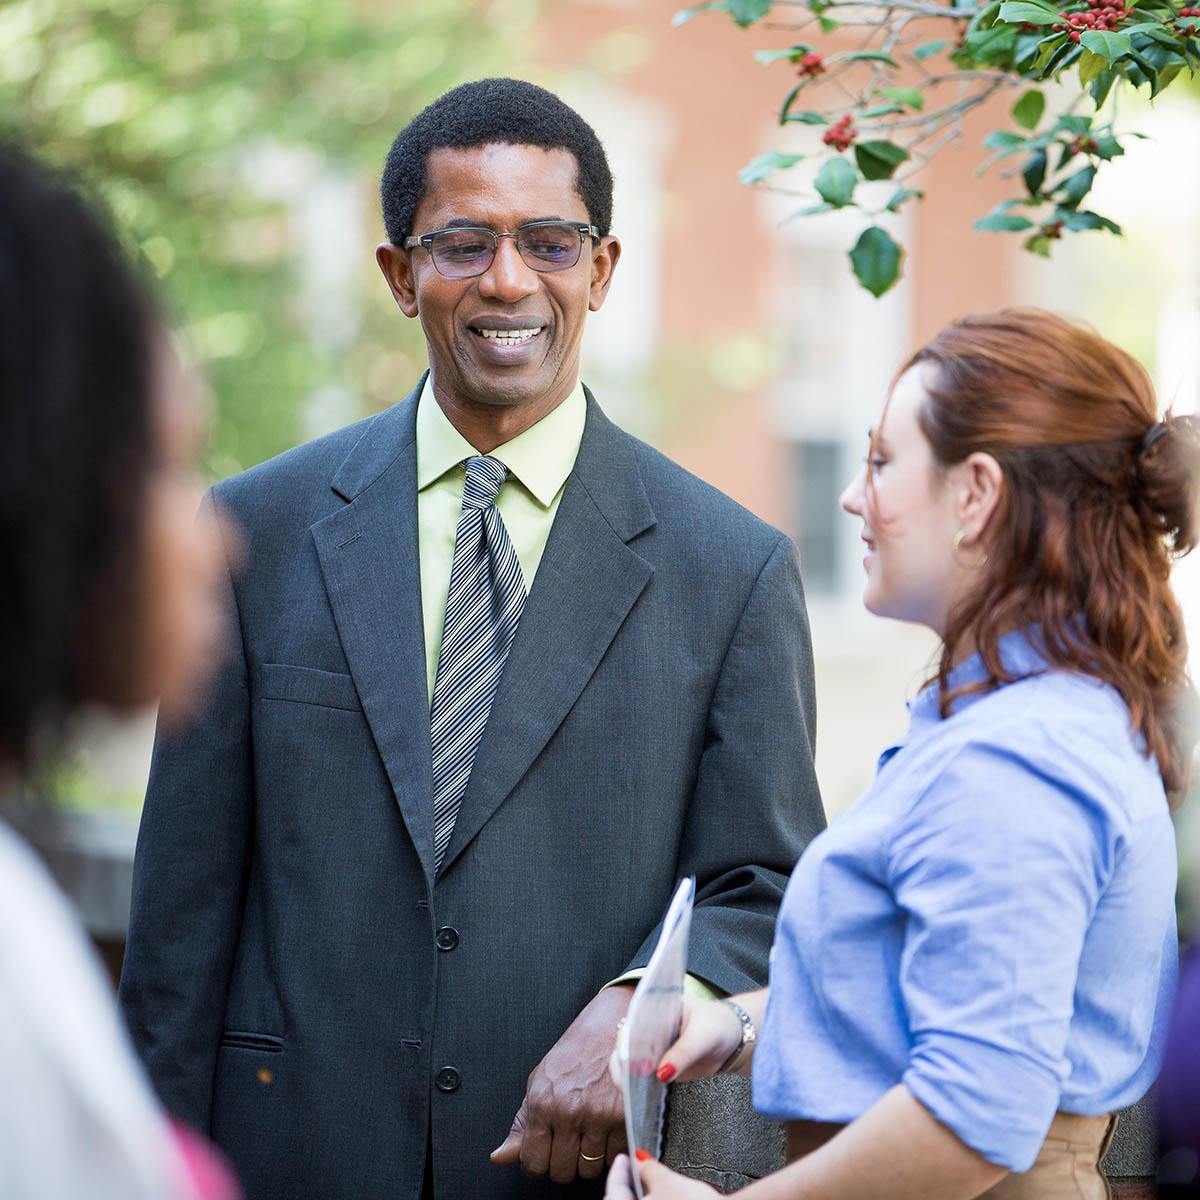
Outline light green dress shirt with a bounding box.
[415,376,717,1002]
[416,375,587,705]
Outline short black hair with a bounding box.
[0,143,158,770]
[381,77,614,243]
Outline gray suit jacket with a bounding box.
[119,381,825,1200]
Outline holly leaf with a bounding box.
[1080,29,1134,59]
[1024,234,1054,256]
[755,46,813,63]
[727,0,773,25]
[739,150,805,184]
[814,156,859,207]
[1058,163,1097,206]
[914,38,950,59]
[964,24,1020,62]
[1078,48,1110,83]
[1062,208,1122,232]
[859,103,905,118]
[672,1,722,25]
[782,202,835,222]
[1090,66,1119,106]
[976,211,1036,230]
[818,15,840,32]
[1023,149,1048,195]
[886,187,924,212]
[1091,134,1124,158]
[849,226,903,297]
[836,50,901,66]
[998,0,1060,23]
[878,86,925,110]
[855,140,910,180]
[779,83,808,123]
[786,111,833,125]
[1012,88,1046,128]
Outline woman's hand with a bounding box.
[655,997,745,1083]
[605,1153,719,1199]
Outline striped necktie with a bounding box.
[430,455,526,873]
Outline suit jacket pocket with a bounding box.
[220,1030,285,1053]
[259,663,362,712]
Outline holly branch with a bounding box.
[677,0,1200,295]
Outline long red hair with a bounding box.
[897,308,1200,799]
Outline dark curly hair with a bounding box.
[892,308,1200,799]
[380,77,614,244]
[0,144,158,771]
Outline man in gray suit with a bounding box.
[119,78,824,1200]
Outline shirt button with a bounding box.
[435,926,459,951]
[435,1066,461,1093]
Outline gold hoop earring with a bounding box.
[952,528,988,570]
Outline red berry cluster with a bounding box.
[1053,0,1132,41]
[1069,134,1099,153]
[1179,6,1199,32]
[1042,220,1065,239]
[822,114,857,152]
[796,50,826,77]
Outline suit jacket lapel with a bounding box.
[438,393,656,877]
[310,378,436,884]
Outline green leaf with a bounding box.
[672,2,722,25]
[849,226,903,297]
[859,103,905,118]
[1024,234,1054,257]
[964,24,1020,62]
[984,129,1028,150]
[782,202,835,222]
[836,50,901,66]
[818,15,840,32]
[786,111,833,125]
[739,150,805,184]
[1062,208,1123,232]
[1023,149,1048,195]
[1012,89,1046,129]
[1091,66,1120,106]
[779,83,807,123]
[886,187,924,212]
[1054,113,1093,133]
[998,0,1060,23]
[1078,48,1109,83]
[975,211,1036,231]
[914,39,950,59]
[727,0,773,25]
[1039,36,1080,76]
[1080,29,1134,59]
[1091,135,1124,159]
[855,140,911,180]
[814,156,859,207]
[878,86,925,111]
[1058,164,1097,206]
[754,46,809,63]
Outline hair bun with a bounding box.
[1134,412,1200,555]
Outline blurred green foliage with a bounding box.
[0,0,539,475]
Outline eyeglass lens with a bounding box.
[430,223,583,278]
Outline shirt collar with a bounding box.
[415,376,587,508]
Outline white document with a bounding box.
[616,876,695,1197]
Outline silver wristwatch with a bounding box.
[717,997,757,1073]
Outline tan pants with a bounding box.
[784,1111,1119,1199]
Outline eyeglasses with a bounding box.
[403,220,599,279]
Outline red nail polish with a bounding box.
[656,1063,677,1083]
[635,1149,652,1162]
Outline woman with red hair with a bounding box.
[608,308,1197,1200]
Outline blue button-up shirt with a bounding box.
[753,629,1178,1172]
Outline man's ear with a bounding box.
[957,451,1005,543]
[588,236,621,313]
[376,242,419,318]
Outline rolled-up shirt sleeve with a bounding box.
[888,732,1123,1171]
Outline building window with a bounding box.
[793,440,844,595]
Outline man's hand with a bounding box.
[491,983,634,1183]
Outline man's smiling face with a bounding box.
[378,142,620,414]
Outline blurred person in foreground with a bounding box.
[0,144,238,1200]
[118,77,824,1200]
[606,308,1197,1200]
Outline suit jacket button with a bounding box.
[435,1066,461,1093]
[435,926,459,951]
